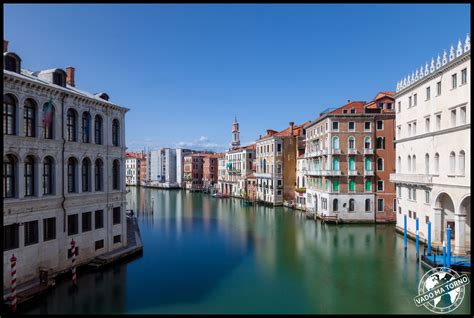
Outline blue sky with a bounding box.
[4,4,470,152]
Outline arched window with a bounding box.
[349,198,355,212]
[364,136,371,149]
[24,155,35,196]
[365,199,371,212]
[376,137,385,149]
[3,154,16,198]
[408,155,412,172]
[349,157,355,171]
[332,136,339,150]
[42,102,54,139]
[365,179,372,192]
[333,199,338,211]
[458,151,465,176]
[332,179,339,192]
[3,94,16,135]
[82,158,91,192]
[398,156,401,172]
[333,157,339,171]
[43,156,54,195]
[349,179,355,192]
[113,160,120,190]
[377,158,384,171]
[425,154,430,175]
[94,115,103,145]
[348,136,355,150]
[112,119,120,146]
[67,109,77,142]
[81,112,91,143]
[24,99,36,137]
[365,157,371,171]
[412,155,417,173]
[67,158,77,193]
[434,153,440,174]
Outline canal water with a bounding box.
[21,187,470,314]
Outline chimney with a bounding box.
[289,122,294,135]
[347,99,351,103]
[66,66,75,87]
[4,40,9,53]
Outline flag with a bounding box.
[43,98,53,127]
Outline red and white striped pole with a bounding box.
[10,254,17,312]
[71,239,77,286]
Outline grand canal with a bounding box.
[21,187,470,314]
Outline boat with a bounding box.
[212,193,229,198]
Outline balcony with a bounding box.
[347,170,357,176]
[389,173,434,185]
[364,148,374,155]
[306,169,321,176]
[331,148,341,155]
[364,170,374,176]
[326,170,341,176]
[255,172,272,178]
[320,149,328,155]
[347,148,357,155]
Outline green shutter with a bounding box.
[349,180,355,191]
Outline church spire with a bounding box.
[231,117,240,148]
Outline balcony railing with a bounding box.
[364,170,374,176]
[389,173,433,185]
[347,148,357,155]
[320,149,328,155]
[331,148,341,155]
[347,170,357,176]
[255,172,272,178]
[364,148,374,155]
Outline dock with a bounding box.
[88,216,143,269]
[321,214,341,224]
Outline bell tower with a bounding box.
[231,116,240,148]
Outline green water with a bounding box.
[20,187,470,314]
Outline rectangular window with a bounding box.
[426,216,430,224]
[460,106,466,124]
[451,109,456,127]
[350,108,355,114]
[452,73,457,89]
[4,224,19,251]
[277,143,281,153]
[414,93,417,106]
[348,122,355,131]
[437,81,441,96]
[413,188,417,201]
[408,210,412,218]
[436,114,441,130]
[425,117,430,133]
[68,214,79,236]
[461,68,467,84]
[377,121,383,130]
[397,101,401,113]
[398,207,402,215]
[377,181,384,191]
[113,207,121,225]
[426,86,430,100]
[332,122,339,131]
[413,211,417,220]
[425,190,430,204]
[386,103,392,110]
[43,217,56,241]
[393,199,397,212]
[397,126,401,138]
[82,212,92,232]
[95,239,104,250]
[24,220,39,246]
[343,109,348,114]
[413,122,416,135]
[364,122,371,131]
[113,235,121,243]
[409,96,412,107]
[377,199,384,212]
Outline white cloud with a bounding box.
[126,136,227,152]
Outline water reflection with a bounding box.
[20,187,470,314]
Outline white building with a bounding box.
[3,40,129,289]
[149,150,160,183]
[176,148,192,188]
[219,145,256,197]
[390,34,471,255]
[295,155,307,210]
[125,155,140,186]
[158,148,177,186]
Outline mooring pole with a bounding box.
[416,218,419,259]
[447,226,451,268]
[427,221,432,256]
[404,214,407,250]
[442,241,447,271]
[10,254,17,312]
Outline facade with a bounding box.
[149,150,160,183]
[203,154,223,192]
[157,148,177,186]
[125,153,141,186]
[220,144,256,197]
[255,122,305,205]
[3,40,129,289]
[304,95,396,222]
[295,155,308,210]
[183,155,193,189]
[390,35,471,255]
[176,148,192,188]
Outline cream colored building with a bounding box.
[390,34,471,255]
[3,41,129,289]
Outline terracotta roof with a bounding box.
[328,101,366,115]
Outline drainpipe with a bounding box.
[61,92,67,232]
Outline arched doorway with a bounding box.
[460,196,471,254]
[435,192,455,244]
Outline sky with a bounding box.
[4,4,470,152]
